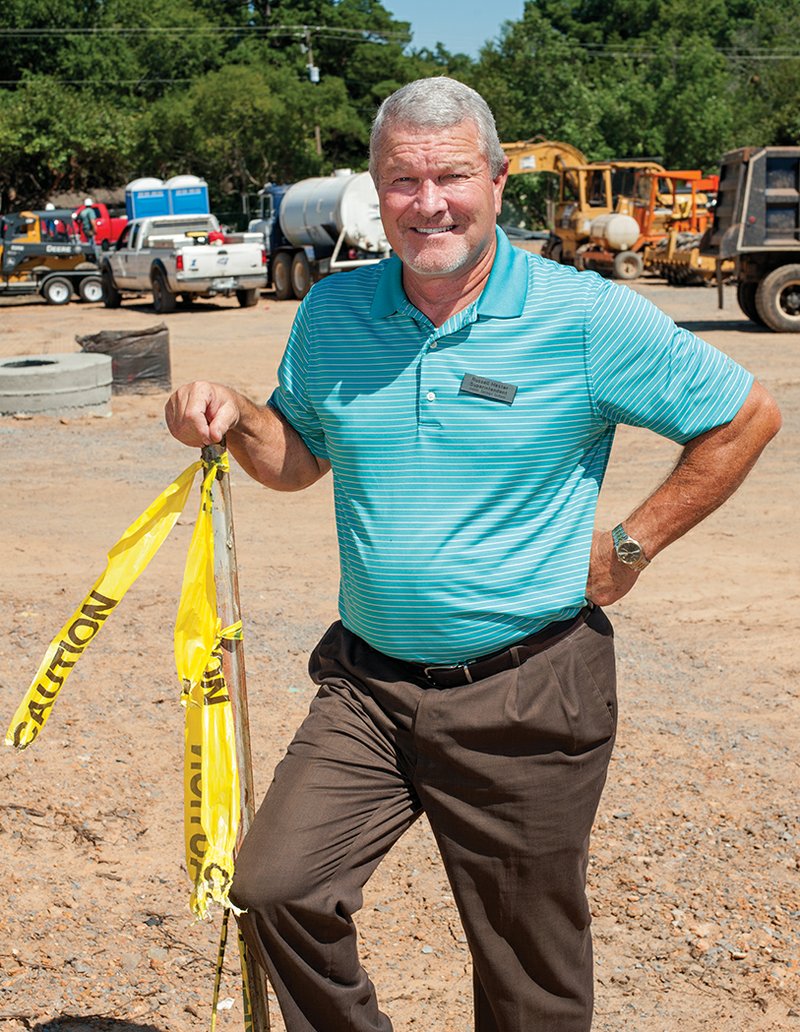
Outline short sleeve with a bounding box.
[268,297,329,459]
[586,278,753,444]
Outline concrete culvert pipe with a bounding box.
[0,353,112,415]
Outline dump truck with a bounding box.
[701,146,800,331]
[248,171,391,300]
[0,209,102,304]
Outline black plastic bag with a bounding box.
[77,323,171,394]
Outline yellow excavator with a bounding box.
[500,138,668,279]
[501,138,588,176]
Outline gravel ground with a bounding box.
[0,279,797,1032]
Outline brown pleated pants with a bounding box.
[231,607,616,1032]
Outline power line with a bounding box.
[0,23,411,42]
[0,78,197,84]
[0,23,796,62]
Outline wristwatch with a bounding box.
[611,523,649,571]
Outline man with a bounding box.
[165,78,780,1032]
[78,198,97,241]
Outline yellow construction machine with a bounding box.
[500,138,668,278]
[0,209,102,303]
[501,138,588,176]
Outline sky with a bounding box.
[384,1,524,57]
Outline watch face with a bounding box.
[617,540,643,565]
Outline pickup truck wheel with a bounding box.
[41,277,73,306]
[101,269,122,308]
[755,264,800,332]
[151,269,176,313]
[291,252,312,300]
[736,281,764,326]
[78,276,104,303]
[272,252,293,300]
[236,288,259,308]
[612,249,643,281]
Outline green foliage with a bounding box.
[0,77,138,206]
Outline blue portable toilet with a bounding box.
[166,175,210,216]
[125,178,170,220]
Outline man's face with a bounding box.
[375,119,507,280]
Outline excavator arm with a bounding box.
[501,138,588,176]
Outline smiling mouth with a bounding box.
[413,226,456,235]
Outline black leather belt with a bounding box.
[402,607,592,688]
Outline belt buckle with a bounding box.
[422,661,470,686]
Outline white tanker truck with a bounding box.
[249,170,391,300]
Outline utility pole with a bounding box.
[304,27,323,157]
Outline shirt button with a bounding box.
[426,391,436,401]
[429,341,438,350]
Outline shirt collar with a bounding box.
[370,226,529,322]
[477,227,529,318]
[370,253,407,320]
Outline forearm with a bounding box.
[165,380,330,492]
[226,397,329,492]
[624,380,781,561]
[587,380,781,606]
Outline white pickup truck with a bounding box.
[100,213,267,312]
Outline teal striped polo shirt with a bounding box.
[270,229,753,663]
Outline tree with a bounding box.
[0,77,137,207]
[137,64,335,205]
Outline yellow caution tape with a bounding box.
[5,459,202,749]
[176,452,241,918]
[182,621,241,918]
[6,451,242,923]
[175,458,221,689]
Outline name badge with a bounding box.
[460,373,517,405]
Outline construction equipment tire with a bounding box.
[755,264,800,332]
[272,252,293,300]
[78,275,104,303]
[41,277,73,306]
[545,239,563,265]
[612,250,643,281]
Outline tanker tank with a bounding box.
[589,213,640,251]
[278,171,390,256]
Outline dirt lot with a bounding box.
[0,277,797,1032]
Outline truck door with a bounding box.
[126,223,152,282]
[109,223,135,286]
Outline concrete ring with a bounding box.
[0,353,113,415]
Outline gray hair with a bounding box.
[369,77,507,182]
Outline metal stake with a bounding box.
[202,440,271,1032]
